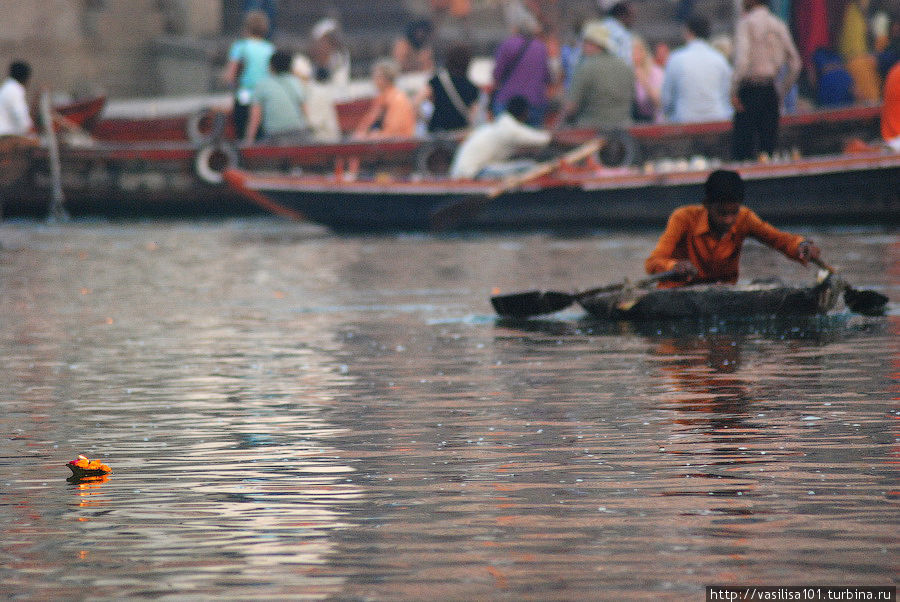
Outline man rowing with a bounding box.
[449,95,551,180]
[645,169,820,287]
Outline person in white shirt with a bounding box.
[661,16,734,123]
[0,61,33,136]
[449,95,552,179]
[292,54,341,142]
[309,18,351,95]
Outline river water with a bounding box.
[0,219,896,600]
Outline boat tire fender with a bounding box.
[416,138,456,177]
[195,142,239,185]
[597,129,638,167]
[186,107,226,146]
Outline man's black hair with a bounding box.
[704,169,744,204]
[505,95,530,122]
[9,61,30,84]
[269,50,293,74]
[445,43,472,78]
[406,19,433,49]
[608,2,632,19]
[686,15,710,40]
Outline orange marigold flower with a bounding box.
[67,455,111,477]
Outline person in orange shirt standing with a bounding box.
[645,169,820,287]
[881,61,900,151]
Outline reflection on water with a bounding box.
[0,221,895,599]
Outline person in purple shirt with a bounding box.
[491,11,552,127]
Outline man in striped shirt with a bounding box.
[730,0,801,161]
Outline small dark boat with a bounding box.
[66,454,112,478]
[577,277,843,321]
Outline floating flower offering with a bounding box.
[66,455,111,477]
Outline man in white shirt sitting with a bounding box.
[450,95,551,179]
[0,61,34,137]
[661,16,733,123]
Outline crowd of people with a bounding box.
[215,0,900,180]
[4,1,898,178]
[219,4,829,291]
[0,2,891,288]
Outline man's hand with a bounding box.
[672,260,698,280]
[797,240,821,265]
[730,94,744,113]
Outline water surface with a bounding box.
[0,220,896,599]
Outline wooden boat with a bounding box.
[1,96,892,223]
[554,103,883,162]
[0,133,457,218]
[0,95,98,199]
[92,97,881,176]
[0,140,257,218]
[89,72,432,143]
[576,277,843,321]
[54,95,107,132]
[19,97,870,219]
[222,149,900,232]
[92,96,373,144]
[90,97,881,164]
[0,96,105,191]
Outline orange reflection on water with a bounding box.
[650,335,751,429]
[68,474,110,514]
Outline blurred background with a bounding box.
[1,0,747,99]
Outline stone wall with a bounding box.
[0,0,220,99]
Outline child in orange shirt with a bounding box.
[646,169,820,286]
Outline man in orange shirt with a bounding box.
[645,169,820,286]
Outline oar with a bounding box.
[491,269,681,318]
[39,90,69,223]
[811,257,888,315]
[429,138,602,231]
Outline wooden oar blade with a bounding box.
[811,257,888,315]
[491,290,575,318]
[843,288,888,315]
[491,269,682,319]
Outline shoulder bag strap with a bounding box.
[437,69,471,124]
[495,37,533,91]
